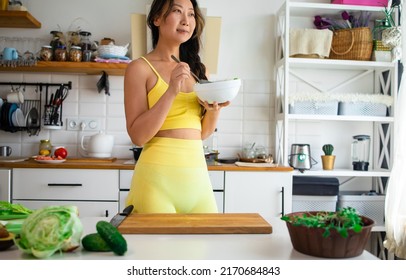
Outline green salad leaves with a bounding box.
[0,201,33,215]
[14,205,83,258]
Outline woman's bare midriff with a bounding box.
[155,129,202,140]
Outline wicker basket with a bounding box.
[329,27,372,61]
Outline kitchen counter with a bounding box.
[0,217,377,260]
[0,158,293,172]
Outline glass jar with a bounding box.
[79,31,92,51]
[49,31,63,53]
[69,45,82,62]
[54,46,67,61]
[80,31,92,62]
[39,45,53,61]
[39,139,52,156]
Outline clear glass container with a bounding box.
[69,45,82,62]
[351,135,370,171]
[79,31,92,62]
[39,139,52,156]
[39,45,53,61]
[54,46,67,61]
[79,31,92,51]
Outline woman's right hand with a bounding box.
[169,62,192,93]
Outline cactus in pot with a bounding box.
[321,144,335,170]
[322,144,334,156]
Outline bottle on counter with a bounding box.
[39,139,52,156]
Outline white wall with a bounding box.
[0,0,287,159]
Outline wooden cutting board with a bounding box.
[117,213,272,234]
[66,157,117,163]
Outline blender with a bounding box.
[351,135,371,171]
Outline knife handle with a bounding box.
[121,205,134,216]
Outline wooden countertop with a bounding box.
[0,158,293,172]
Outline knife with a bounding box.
[110,205,134,227]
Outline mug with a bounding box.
[0,146,12,157]
[7,90,24,103]
[3,47,19,61]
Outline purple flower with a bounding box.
[341,11,350,20]
[341,11,352,28]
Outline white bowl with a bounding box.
[194,78,241,104]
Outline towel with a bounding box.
[289,28,333,58]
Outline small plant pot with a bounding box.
[321,155,335,170]
[284,211,374,258]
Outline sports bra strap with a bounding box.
[140,56,161,79]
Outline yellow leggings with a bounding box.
[125,137,218,213]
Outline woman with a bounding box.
[124,0,229,213]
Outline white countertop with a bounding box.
[0,216,378,260]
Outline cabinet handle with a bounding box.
[281,186,285,216]
[105,210,109,217]
[47,183,83,187]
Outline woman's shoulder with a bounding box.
[125,57,150,75]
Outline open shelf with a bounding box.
[0,61,128,76]
[0,11,41,28]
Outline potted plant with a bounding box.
[281,207,374,258]
[321,144,335,170]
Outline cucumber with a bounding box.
[81,233,111,252]
[96,221,127,256]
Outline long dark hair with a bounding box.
[147,0,207,80]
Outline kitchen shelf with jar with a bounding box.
[0,10,41,28]
[274,1,397,174]
[0,61,128,76]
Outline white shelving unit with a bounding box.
[275,1,397,180]
[275,1,399,259]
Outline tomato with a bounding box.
[54,147,68,159]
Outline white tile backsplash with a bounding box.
[0,72,275,159]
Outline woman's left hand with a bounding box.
[198,99,230,112]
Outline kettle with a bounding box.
[289,144,316,173]
[80,131,114,158]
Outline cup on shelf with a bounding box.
[2,47,18,60]
[7,90,24,103]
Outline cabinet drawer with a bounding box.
[12,168,119,200]
[13,200,118,218]
[119,170,133,190]
[208,171,224,190]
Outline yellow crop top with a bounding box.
[141,56,202,131]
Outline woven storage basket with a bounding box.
[329,27,372,61]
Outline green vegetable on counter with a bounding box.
[96,221,127,256]
[14,205,83,259]
[0,201,33,215]
[81,233,112,252]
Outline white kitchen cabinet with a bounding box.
[0,169,11,202]
[12,168,119,217]
[118,170,225,213]
[224,171,292,221]
[275,1,397,191]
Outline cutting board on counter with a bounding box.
[117,213,272,234]
[66,157,117,163]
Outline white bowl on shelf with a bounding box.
[194,78,241,104]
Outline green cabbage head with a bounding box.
[14,205,83,258]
